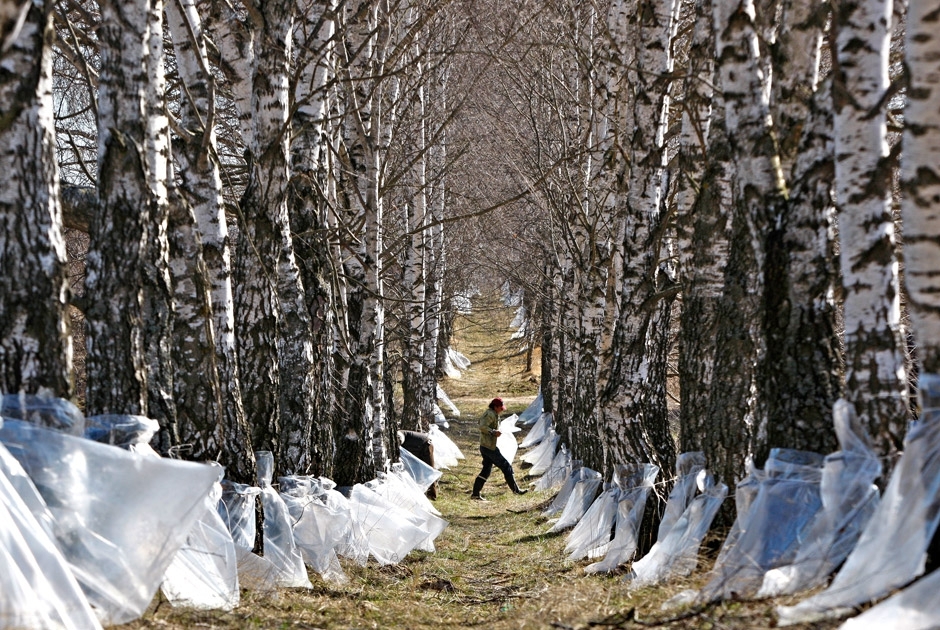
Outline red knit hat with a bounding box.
[489,397,504,409]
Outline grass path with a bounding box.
[127,303,840,629]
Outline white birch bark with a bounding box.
[599,0,679,476]
[86,0,152,415]
[832,0,909,455]
[142,0,178,453]
[291,0,337,477]
[900,0,940,375]
[0,0,72,396]
[167,0,255,481]
[705,0,785,462]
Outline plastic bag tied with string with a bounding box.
[625,466,727,585]
[520,412,552,449]
[758,400,881,598]
[522,429,560,476]
[399,446,443,491]
[535,443,570,493]
[428,424,464,468]
[547,466,604,533]
[580,464,659,574]
[348,483,431,565]
[543,461,584,518]
[364,473,447,552]
[0,417,219,625]
[256,451,311,589]
[0,393,84,436]
[278,475,348,584]
[518,391,543,426]
[696,448,825,603]
[778,374,940,626]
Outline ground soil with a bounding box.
[123,303,846,630]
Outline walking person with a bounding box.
[470,397,527,500]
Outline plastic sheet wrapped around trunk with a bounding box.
[0,419,219,625]
[520,412,552,448]
[0,434,101,630]
[696,448,825,603]
[256,451,311,589]
[581,464,659,574]
[778,374,940,626]
[522,429,559,476]
[0,394,84,436]
[758,400,881,598]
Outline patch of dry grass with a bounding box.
[123,302,846,630]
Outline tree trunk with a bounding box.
[832,0,909,458]
[0,0,73,398]
[86,0,153,416]
[167,0,255,482]
[901,0,940,376]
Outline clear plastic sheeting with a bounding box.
[518,392,543,426]
[436,385,461,418]
[320,479,369,567]
[399,446,443,491]
[0,393,84,435]
[839,568,940,630]
[581,464,659,574]
[428,424,464,468]
[279,476,349,584]
[697,448,825,603]
[535,443,570,493]
[432,404,449,429]
[256,452,311,589]
[348,484,431,565]
[83,415,159,450]
[520,412,552,449]
[565,484,620,561]
[161,483,239,610]
[625,472,727,585]
[364,474,447,552]
[778,374,940,626]
[387,463,441,516]
[657,453,707,540]
[522,429,560,476]
[496,414,521,465]
[758,401,881,598]
[234,547,279,595]
[0,436,101,630]
[547,467,603,533]
[0,419,220,625]
[218,480,260,551]
[543,462,585,518]
[442,348,470,379]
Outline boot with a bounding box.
[470,475,488,501]
[508,474,528,495]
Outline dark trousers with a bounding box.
[478,445,513,483]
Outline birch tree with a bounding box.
[0,0,73,397]
[832,0,909,457]
[85,0,155,416]
[900,0,940,377]
[167,0,255,481]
